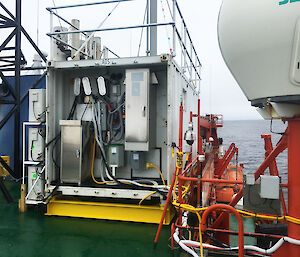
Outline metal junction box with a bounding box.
[27,166,44,200]
[259,175,280,200]
[29,89,46,122]
[243,175,281,215]
[107,145,124,167]
[60,120,91,185]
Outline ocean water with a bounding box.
[218,120,288,184]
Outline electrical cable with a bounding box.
[177,236,300,255]
[88,96,170,195]
[270,118,286,136]
[49,96,78,169]
[108,102,124,114]
[89,134,168,194]
[139,191,157,205]
[146,163,166,186]
[80,102,89,120]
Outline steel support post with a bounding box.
[286,119,300,256]
[14,0,21,176]
[149,0,157,56]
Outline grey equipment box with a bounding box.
[60,120,91,185]
[243,175,281,215]
[107,145,124,167]
[125,69,150,151]
[27,166,44,200]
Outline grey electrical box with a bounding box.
[29,89,46,122]
[27,166,44,200]
[28,127,45,162]
[60,120,91,185]
[130,152,146,171]
[259,175,280,200]
[243,175,281,215]
[125,69,150,151]
[100,101,107,131]
[107,145,124,167]
[245,174,255,185]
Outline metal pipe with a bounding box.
[190,111,194,203]
[179,105,183,152]
[14,0,21,177]
[47,0,134,10]
[0,66,46,72]
[0,28,16,52]
[154,105,184,244]
[49,10,53,60]
[48,35,92,58]
[149,0,157,56]
[174,0,202,67]
[49,11,88,37]
[178,176,243,184]
[177,104,184,226]
[48,22,175,36]
[201,204,244,257]
[146,0,150,56]
[287,119,300,256]
[174,26,201,80]
[172,0,176,56]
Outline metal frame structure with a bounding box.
[46,0,202,89]
[0,0,46,180]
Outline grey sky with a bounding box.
[1,0,261,120]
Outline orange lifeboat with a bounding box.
[215,165,243,203]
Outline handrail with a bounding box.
[181,154,201,176]
[46,0,134,10]
[46,0,202,89]
[201,204,244,257]
[47,22,175,36]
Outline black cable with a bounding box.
[43,183,60,203]
[51,135,61,169]
[270,118,285,135]
[205,232,230,248]
[45,132,61,148]
[80,102,89,121]
[30,140,40,163]
[47,97,78,169]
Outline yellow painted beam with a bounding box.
[46,198,174,225]
[0,156,9,176]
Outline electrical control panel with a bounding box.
[28,89,46,122]
[60,120,91,185]
[27,166,44,201]
[28,127,45,162]
[125,69,150,152]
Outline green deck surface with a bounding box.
[0,180,247,257]
[0,180,175,257]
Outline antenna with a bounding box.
[36,0,39,46]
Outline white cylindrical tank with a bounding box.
[69,19,81,61]
[218,1,300,118]
[52,26,68,61]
